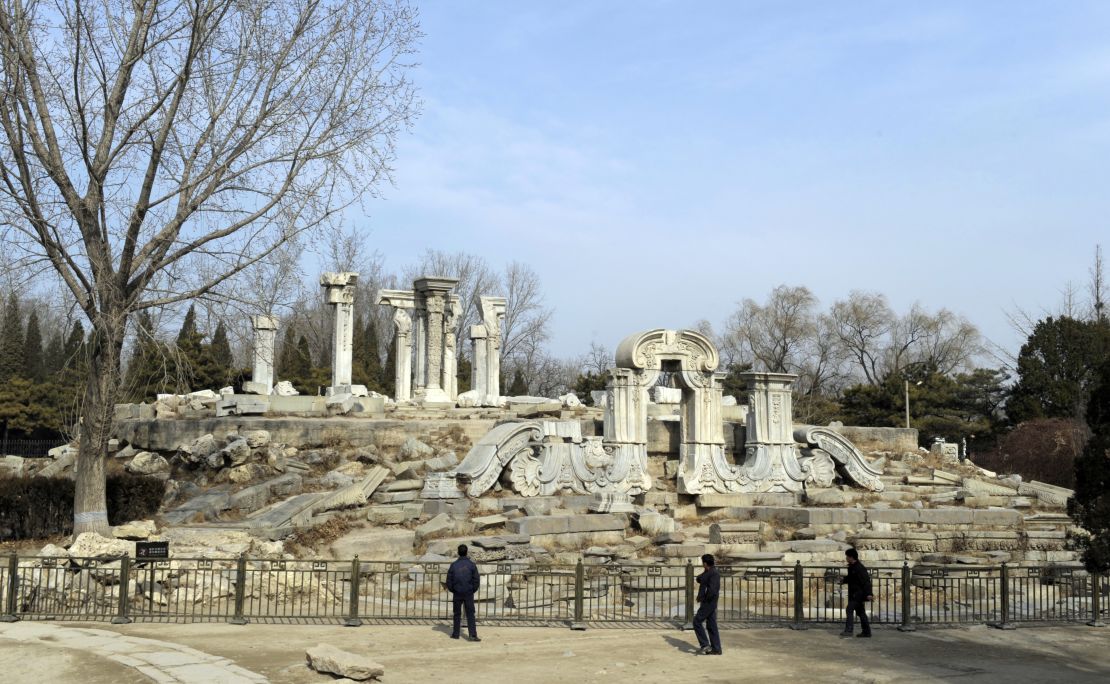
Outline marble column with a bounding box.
[320,272,358,394]
[413,289,427,393]
[413,276,459,405]
[476,296,507,406]
[443,294,461,400]
[377,289,416,402]
[243,315,279,395]
[470,323,488,400]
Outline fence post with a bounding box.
[570,559,586,630]
[345,556,362,627]
[895,562,914,632]
[111,556,132,624]
[682,560,695,631]
[0,554,18,622]
[228,554,249,625]
[991,563,1015,630]
[1088,572,1106,628]
[789,561,806,630]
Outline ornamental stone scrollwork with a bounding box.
[792,426,885,492]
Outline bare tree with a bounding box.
[499,261,553,365]
[829,291,894,385]
[0,0,420,533]
[726,285,819,374]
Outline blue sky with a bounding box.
[354,1,1110,360]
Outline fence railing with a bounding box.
[0,439,66,458]
[1,554,1105,629]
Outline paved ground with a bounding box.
[2,621,1108,683]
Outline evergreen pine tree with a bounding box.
[199,320,234,389]
[365,314,384,392]
[351,312,371,387]
[383,331,396,397]
[43,331,64,376]
[23,309,44,382]
[173,305,205,390]
[508,369,528,396]
[1069,357,1110,573]
[0,292,25,382]
[63,320,85,366]
[277,325,299,380]
[125,312,167,401]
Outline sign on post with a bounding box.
[136,541,169,559]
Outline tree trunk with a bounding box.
[73,307,128,536]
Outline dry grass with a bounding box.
[285,515,356,555]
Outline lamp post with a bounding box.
[904,379,923,429]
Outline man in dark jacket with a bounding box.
[692,553,722,655]
[446,544,481,641]
[841,547,873,637]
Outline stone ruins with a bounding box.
[9,274,1083,603]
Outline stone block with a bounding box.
[643,491,678,506]
[636,511,675,536]
[709,521,762,544]
[371,490,418,504]
[380,479,424,492]
[696,492,798,507]
[472,514,508,530]
[672,503,698,521]
[588,492,635,513]
[962,477,1019,496]
[423,499,472,517]
[865,509,920,524]
[808,488,849,505]
[651,386,682,404]
[917,509,974,525]
[330,529,415,560]
[970,509,1024,526]
[416,513,456,540]
[506,513,627,536]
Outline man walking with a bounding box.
[446,544,481,641]
[692,553,722,655]
[841,547,873,638]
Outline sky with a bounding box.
[350,0,1110,361]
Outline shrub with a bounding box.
[972,418,1089,489]
[0,474,166,540]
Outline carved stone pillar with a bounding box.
[470,323,488,400]
[442,295,461,400]
[377,289,416,402]
[477,296,507,406]
[243,315,279,395]
[320,272,358,395]
[741,371,804,493]
[414,276,459,405]
[413,290,426,392]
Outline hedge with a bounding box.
[0,474,166,540]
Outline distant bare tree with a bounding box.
[726,285,819,374]
[0,0,420,533]
[499,261,553,365]
[829,291,894,386]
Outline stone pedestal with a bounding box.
[320,272,358,395]
[243,315,278,395]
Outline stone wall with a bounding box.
[115,417,498,453]
[831,425,918,453]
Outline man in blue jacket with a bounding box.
[446,544,481,641]
[693,553,722,655]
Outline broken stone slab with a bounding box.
[709,521,762,544]
[421,471,463,499]
[807,488,849,505]
[1018,480,1074,507]
[331,528,415,560]
[930,469,963,485]
[37,451,75,478]
[636,511,675,536]
[367,503,424,525]
[111,520,158,540]
[506,514,627,537]
[313,466,389,514]
[229,482,274,512]
[723,551,785,563]
[380,479,424,492]
[372,490,419,504]
[472,514,508,530]
[655,531,686,545]
[416,513,456,541]
[305,644,384,681]
[697,492,798,507]
[962,477,1019,496]
[0,455,25,477]
[588,492,635,513]
[400,437,435,460]
[325,392,356,415]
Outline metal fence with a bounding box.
[0,439,66,458]
[1,554,1106,630]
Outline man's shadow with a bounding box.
[662,635,699,654]
[431,624,453,636]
